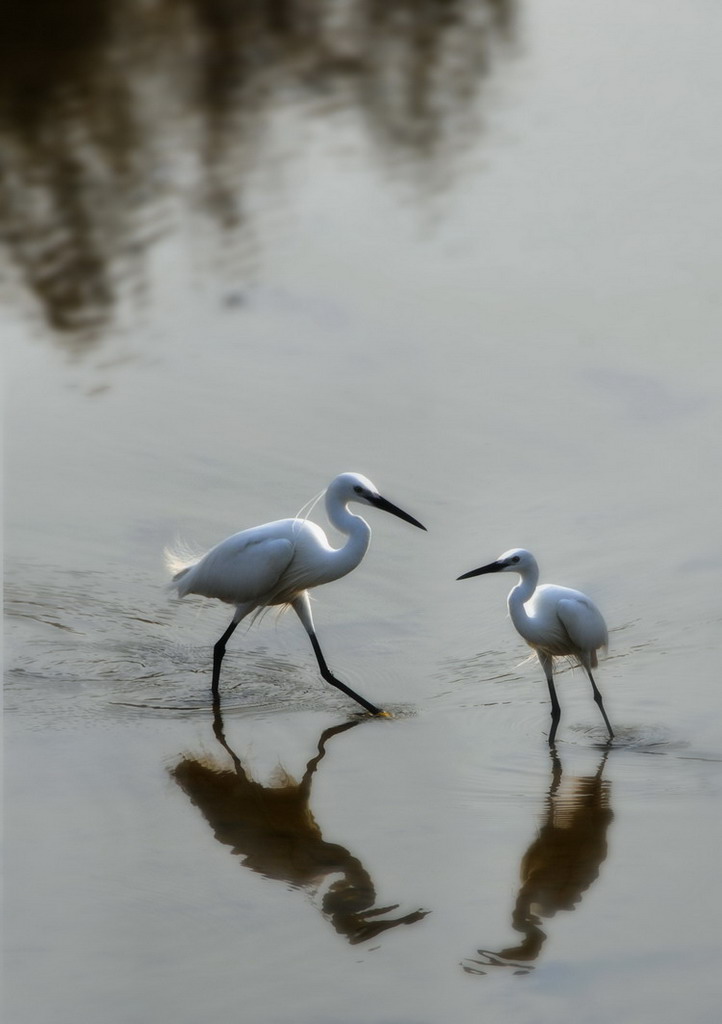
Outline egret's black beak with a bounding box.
[457,560,502,580]
[372,495,427,531]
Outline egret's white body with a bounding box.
[458,549,613,743]
[168,472,426,714]
[173,516,370,610]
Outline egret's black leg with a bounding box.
[308,632,383,716]
[539,654,560,746]
[212,617,240,696]
[546,677,561,746]
[586,669,614,741]
[291,593,384,716]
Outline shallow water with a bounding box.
[4,1,722,1022]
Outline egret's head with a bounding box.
[457,548,536,580]
[329,473,426,530]
[337,472,378,501]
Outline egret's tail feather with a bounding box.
[164,539,202,588]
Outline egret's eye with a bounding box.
[511,556,520,564]
[353,485,364,495]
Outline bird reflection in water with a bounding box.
[170,701,428,944]
[463,749,613,975]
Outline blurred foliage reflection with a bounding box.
[0,0,515,343]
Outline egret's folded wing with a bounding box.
[556,596,608,653]
[178,533,295,605]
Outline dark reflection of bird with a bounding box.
[170,701,428,944]
[462,749,614,974]
[0,0,516,343]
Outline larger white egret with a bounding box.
[168,472,426,715]
[457,549,613,744]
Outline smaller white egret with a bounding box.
[457,549,613,744]
[168,472,426,715]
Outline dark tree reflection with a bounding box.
[0,0,516,345]
[462,749,614,974]
[170,702,428,944]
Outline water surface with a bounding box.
[4,2,722,1023]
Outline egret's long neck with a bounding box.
[507,565,539,633]
[325,496,371,578]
